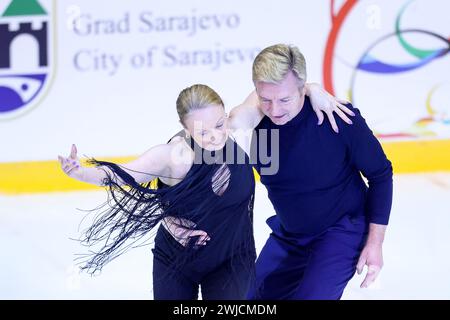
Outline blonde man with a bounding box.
[245,44,393,300]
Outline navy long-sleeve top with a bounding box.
[253,96,393,235]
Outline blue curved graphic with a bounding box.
[0,74,47,112]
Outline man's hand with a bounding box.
[356,242,383,288]
[357,223,386,288]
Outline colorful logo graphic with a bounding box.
[324,0,449,139]
[0,0,54,120]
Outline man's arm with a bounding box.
[340,104,393,288]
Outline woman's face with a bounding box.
[182,104,229,151]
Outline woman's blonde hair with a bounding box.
[176,84,224,124]
[252,44,307,86]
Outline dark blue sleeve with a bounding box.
[341,104,393,225]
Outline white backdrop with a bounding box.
[1,0,449,162]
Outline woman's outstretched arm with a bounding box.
[58,143,173,186]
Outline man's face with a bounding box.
[255,71,306,125]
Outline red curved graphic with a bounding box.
[323,0,358,95]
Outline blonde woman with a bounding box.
[58,83,351,299]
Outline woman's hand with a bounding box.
[162,216,211,247]
[307,83,355,133]
[58,144,84,180]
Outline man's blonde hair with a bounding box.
[252,44,307,86]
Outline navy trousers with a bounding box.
[247,214,368,300]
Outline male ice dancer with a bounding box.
[241,44,393,299]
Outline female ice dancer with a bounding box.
[58,84,351,299]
